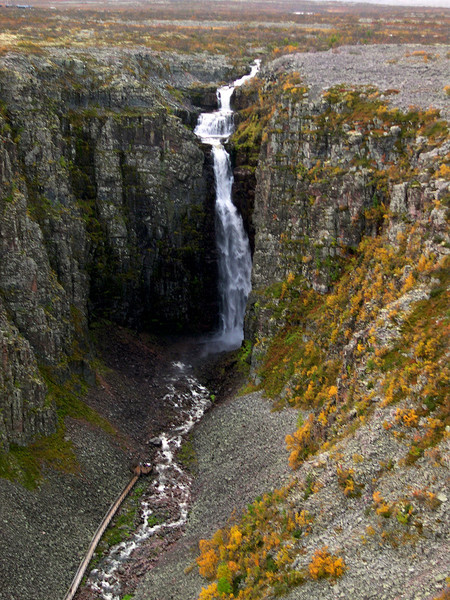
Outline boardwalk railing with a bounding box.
[64,464,151,600]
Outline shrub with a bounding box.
[396,502,414,525]
[308,546,346,580]
[197,540,219,579]
[373,491,392,518]
[286,414,318,468]
[336,465,363,498]
[395,408,419,427]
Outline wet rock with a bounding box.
[148,437,163,447]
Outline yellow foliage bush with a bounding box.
[295,509,313,529]
[286,414,316,468]
[308,546,346,580]
[435,163,450,180]
[197,540,219,579]
[373,491,392,517]
[401,272,415,293]
[226,526,243,552]
[395,408,419,427]
[336,465,363,497]
[198,582,221,600]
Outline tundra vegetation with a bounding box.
[0,0,449,62]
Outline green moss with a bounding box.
[0,444,42,490]
[166,84,185,102]
[0,362,117,489]
[380,349,407,373]
[41,367,115,436]
[0,425,79,490]
[176,433,197,472]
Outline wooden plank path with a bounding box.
[64,463,152,600]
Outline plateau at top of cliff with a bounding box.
[270,43,450,121]
[0,46,237,95]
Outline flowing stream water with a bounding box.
[84,62,260,600]
[86,360,211,600]
[195,60,260,351]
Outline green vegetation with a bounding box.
[0,425,78,490]
[237,339,252,375]
[195,484,345,599]
[86,483,148,574]
[41,368,115,436]
[176,433,197,473]
[147,512,166,528]
[0,368,116,489]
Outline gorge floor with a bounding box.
[73,326,253,600]
[73,326,298,600]
[0,325,248,600]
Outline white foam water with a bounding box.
[195,60,260,351]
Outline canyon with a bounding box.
[0,34,449,600]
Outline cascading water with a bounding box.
[195,60,260,351]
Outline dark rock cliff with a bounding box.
[0,49,232,450]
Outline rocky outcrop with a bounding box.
[0,298,56,449]
[0,49,231,450]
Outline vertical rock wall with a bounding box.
[0,51,222,450]
[237,70,449,350]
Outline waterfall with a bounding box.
[195,60,260,350]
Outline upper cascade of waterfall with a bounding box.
[194,60,260,145]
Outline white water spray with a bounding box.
[195,60,260,350]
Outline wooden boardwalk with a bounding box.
[64,463,151,600]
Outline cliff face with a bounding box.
[0,49,233,450]
[240,66,449,362]
[254,90,445,288]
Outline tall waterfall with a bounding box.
[195,60,260,350]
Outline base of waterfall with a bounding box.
[70,328,249,600]
[199,327,245,355]
[0,325,245,600]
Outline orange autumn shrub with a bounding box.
[308,546,346,580]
